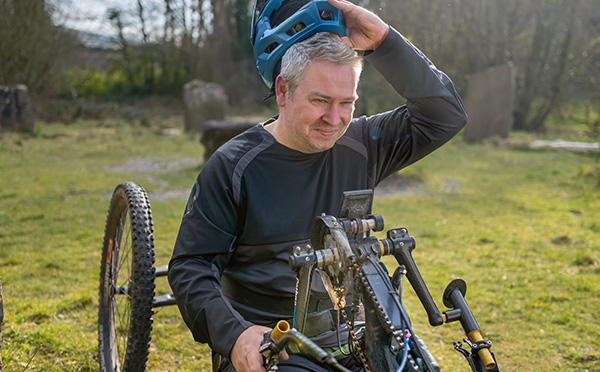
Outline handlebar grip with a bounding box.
[271,320,290,342]
[444,279,496,370]
[468,329,496,370]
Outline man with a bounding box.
[168,0,467,371]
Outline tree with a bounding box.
[512,0,577,131]
[0,0,76,98]
[107,8,136,85]
[57,0,600,125]
[362,0,595,132]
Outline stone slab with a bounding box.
[463,64,515,142]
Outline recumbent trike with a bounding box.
[98,182,499,372]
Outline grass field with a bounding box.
[0,118,599,371]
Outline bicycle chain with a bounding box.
[339,256,415,372]
[340,307,370,372]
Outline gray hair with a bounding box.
[279,33,363,93]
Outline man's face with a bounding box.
[275,60,359,154]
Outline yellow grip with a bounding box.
[271,320,290,342]
[468,330,496,370]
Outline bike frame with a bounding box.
[282,190,499,372]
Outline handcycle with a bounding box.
[98,182,500,372]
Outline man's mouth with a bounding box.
[315,128,337,137]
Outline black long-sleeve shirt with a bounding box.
[168,27,467,359]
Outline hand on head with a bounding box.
[327,0,389,51]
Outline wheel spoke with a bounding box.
[116,213,132,288]
[115,293,131,367]
[114,210,132,368]
[109,295,120,371]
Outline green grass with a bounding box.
[376,137,599,372]
[0,119,599,371]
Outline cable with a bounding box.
[395,333,410,372]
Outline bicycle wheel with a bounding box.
[99,182,156,372]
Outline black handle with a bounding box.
[386,228,444,327]
[289,248,317,334]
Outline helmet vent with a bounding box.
[320,10,333,21]
[265,42,280,54]
[287,22,306,36]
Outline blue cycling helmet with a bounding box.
[251,0,348,89]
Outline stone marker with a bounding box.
[201,120,257,160]
[0,87,17,131]
[183,80,228,133]
[0,85,35,132]
[463,64,515,142]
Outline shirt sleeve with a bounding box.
[168,153,253,358]
[359,27,468,184]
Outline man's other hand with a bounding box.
[230,325,289,372]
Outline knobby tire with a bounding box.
[98,182,156,372]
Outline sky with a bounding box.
[51,0,136,36]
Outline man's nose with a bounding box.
[322,104,341,125]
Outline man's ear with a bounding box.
[275,75,288,107]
